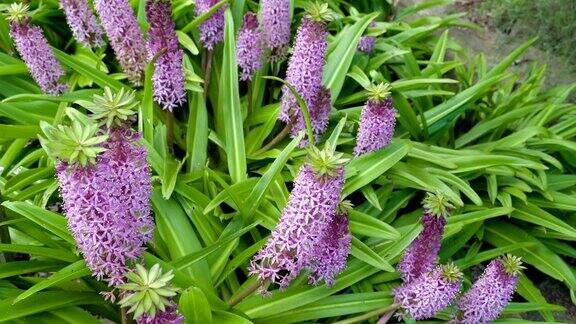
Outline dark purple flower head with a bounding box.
[7,4,67,95]
[249,147,346,291]
[94,0,147,85]
[236,12,263,81]
[357,36,375,54]
[260,0,290,58]
[59,0,104,48]
[456,255,524,324]
[57,128,153,286]
[394,263,463,320]
[354,83,396,156]
[397,193,453,283]
[308,204,351,287]
[146,0,186,110]
[194,0,225,50]
[279,16,329,144]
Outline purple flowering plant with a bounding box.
[1,0,574,323]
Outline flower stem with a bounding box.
[202,49,213,99]
[258,122,292,153]
[227,279,262,307]
[332,304,399,324]
[120,307,131,324]
[166,111,175,153]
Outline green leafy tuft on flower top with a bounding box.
[304,2,334,23]
[39,114,108,166]
[307,145,348,178]
[422,192,454,218]
[80,87,139,128]
[118,264,180,320]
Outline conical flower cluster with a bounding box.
[194,0,225,50]
[236,12,263,81]
[7,4,67,95]
[146,0,186,111]
[249,148,346,291]
[57,128,154,285]
[354,83,396,156]
[260,0,291,58]
[59,0,104,48]
[394,264,463,320]
[455,255,523,323]
[308,208,351,286]
[397,211,446,283]
[94,0,147,84]
[279,13,330,144]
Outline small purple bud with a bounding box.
[394,264,462,320]
[397,212,446,283]
[9,19,67,95]
[308,213,351,287]
[357,36,375,54]
[194,0,225,50]
[57,128,153,286]
[260,0,291,58]
[249,164,344,291]
[146,0,186,111]
[354,97,396,156]
[59,0,104,48]
[236,12,263,81]
[94,0,147,85]
[280,17,329,144]
[456,255,523,323]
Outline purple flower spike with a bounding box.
[309,210,351,287]
[94,0,147,85]
[137,305,184,324]
[59,0,104,48]
[146,0,186,111]
[9,18,67,95]
[280,17,329,144]
[261,0,290,58]
[57,128,153,286]
[456,255,524,324]
[194,0,225,50]
[354,83,396,156]
[394,264,463,320]
[357,36,375,54]
[249,148,346,291]
[236,12,263,81]
[397,193,453,283]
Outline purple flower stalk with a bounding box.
[146,0,186,111]
[394,264,463,320]
[57,128,153,286]
[194,0,225,50]
[261,0,290,58]
[354,84,396,156]
[236,12,263,81]
[249,161,345,290]
[137,305,184,324]
[357,36,375,54]
[9,18,67,95]
[94,0,147,85]
[456,255,523,324]
[397,193,452,283]
[308,212,351,286]
[279,17,329,144]
[59,0,104,48]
